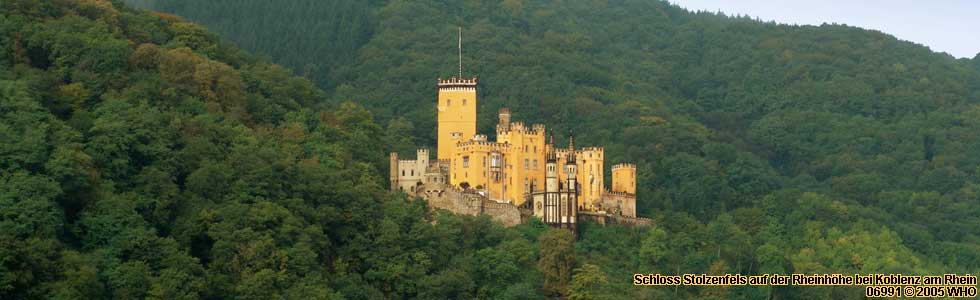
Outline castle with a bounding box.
[390,76,645,229]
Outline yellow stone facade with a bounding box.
[392,75,640,223]
[436,77,478,161]
[611,163,637,194]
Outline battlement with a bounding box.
[579,146,604,153]
[500,121,545,135]
[437,76,478,90]
[554,147,605,156]
[612,163,636,170]
[457,140,510,149]
[603,189,636,197]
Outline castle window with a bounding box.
[411,170,414,176]
[463,156,469,168]
[524,145,528,152]
[462,99,467,106]
[524,159,529,169]
[534,146,537,153]
[402,170,405,176]
[447,99,452,106]
[533,159,538,169]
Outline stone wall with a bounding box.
[421,188,522,227]
[578,211,652,227]
[419,185,647,228]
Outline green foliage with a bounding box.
[5,0,980,299]
[0,2,545,299]
[538,228,575,297]
[569,263,609,300]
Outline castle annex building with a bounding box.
[390,76,643,229]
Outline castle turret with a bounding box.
[561,136,578,230]
[611,163,637,195]
[546,148,558,193]
[565,153,578,192]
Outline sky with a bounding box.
[670,0,979,59]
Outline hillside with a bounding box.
[0,1,561,300]
[4,0,980,299]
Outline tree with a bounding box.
[538,229,575,297]
[639,226,668,268]
[568,263,608,300]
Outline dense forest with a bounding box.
[1,0,978,299]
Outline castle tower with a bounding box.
[561,146,578,229]
[437,77,478,161]
[417,148,429,168]
[611,163,637,195]
[545,149,558,193]
[565,150,578,195]
[576,147,604,210]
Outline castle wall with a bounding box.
[422,188,521,227]
[601,191,637,218]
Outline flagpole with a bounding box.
[458,27,462,77]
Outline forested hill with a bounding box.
[4,0,980,299]
[130,0,980,214]
[1,1,550,299]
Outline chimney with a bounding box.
[498,107,511,132]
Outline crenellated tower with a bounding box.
[437,77,478,161]
[611,163,637,195]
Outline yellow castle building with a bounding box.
[391,75,638,228]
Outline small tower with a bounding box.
[565,151,578,195]
[561,133,579,230]
[565,131,578,196]
[611,163,637,195]
[545,148,558,193]
[417,148,430,169]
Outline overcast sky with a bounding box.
[671,0,979,59]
